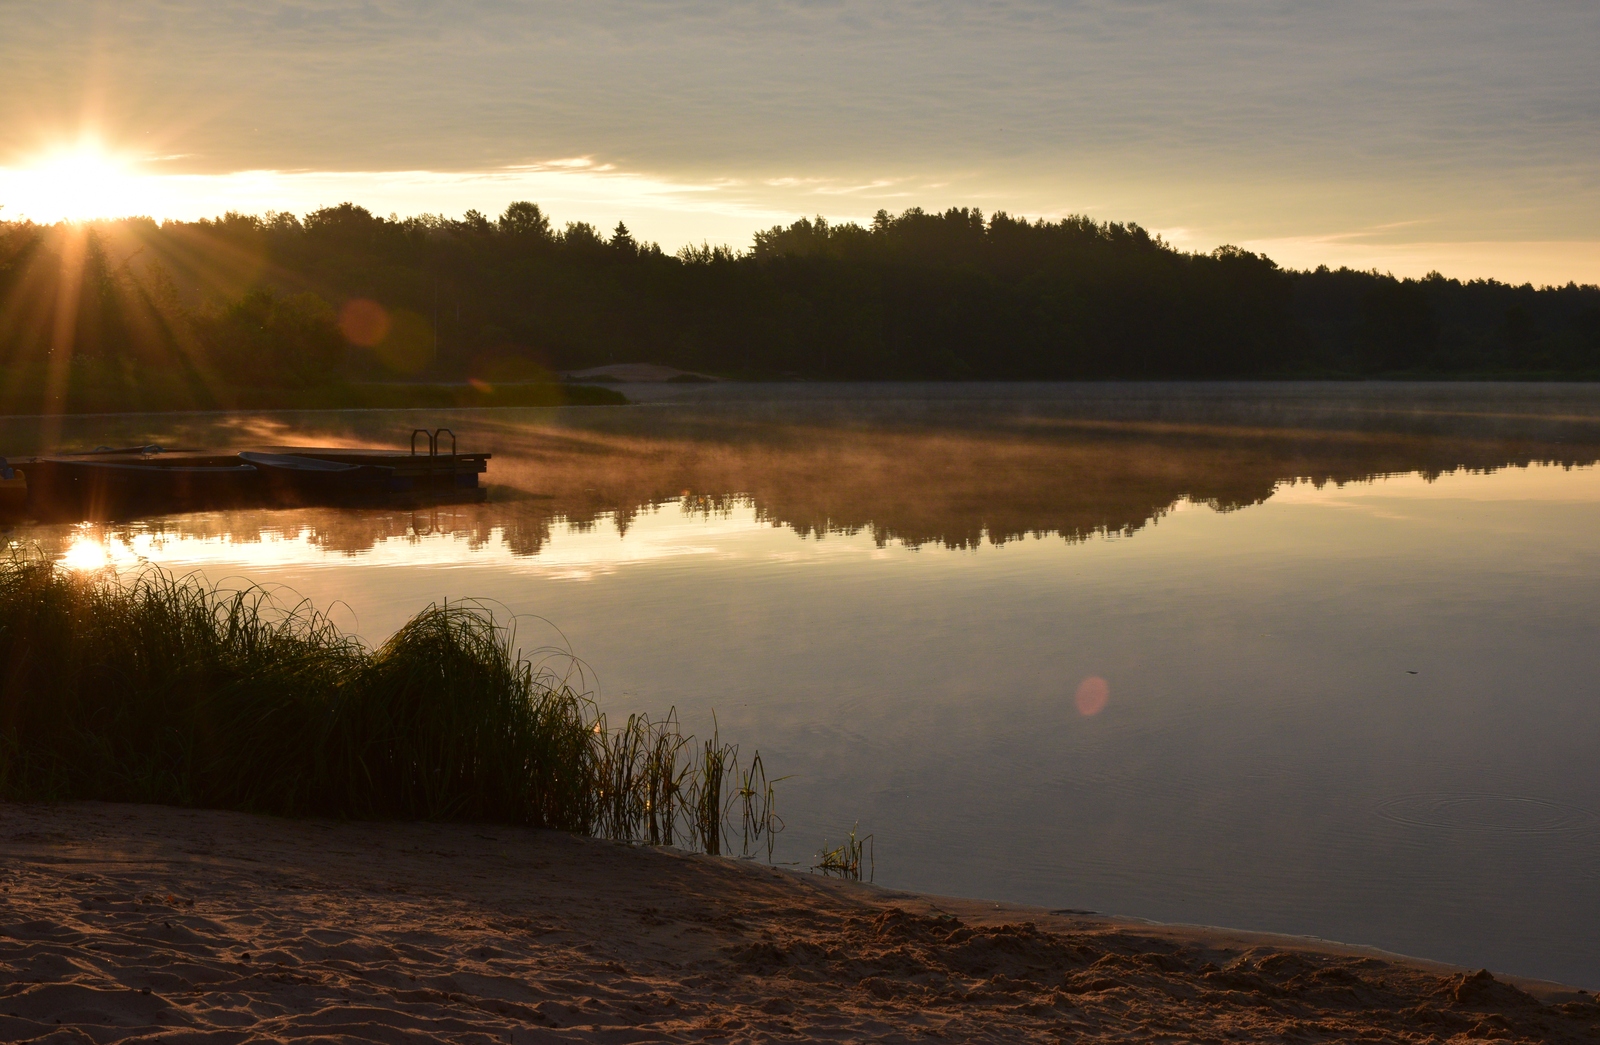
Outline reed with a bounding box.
[0,556,777,854]
[688,718,734,856]
[813,824,874,882]
[736,750,785,861]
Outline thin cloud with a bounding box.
[0,1,1595,279]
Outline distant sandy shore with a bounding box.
[3,803,1596,1043]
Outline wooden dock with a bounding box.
[3,431,491,516]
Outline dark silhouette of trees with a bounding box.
[1,203,1596,390]
[207,288,346,387]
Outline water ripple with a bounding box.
[1374,792,1592,836]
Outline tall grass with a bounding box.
[0,556,775,854]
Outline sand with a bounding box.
[2,803,1596,1043]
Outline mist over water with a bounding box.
[7,382,1600,987]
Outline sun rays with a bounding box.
[0,138,158,224]
[0,205,248,421]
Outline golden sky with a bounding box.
[1,1,1597,284]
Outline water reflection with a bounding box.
[3,384,1600,987]
[9,394,1599,559]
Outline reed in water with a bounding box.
[0,557,775,855]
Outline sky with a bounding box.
[0,0,1597,284]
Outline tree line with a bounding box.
[1,202,1596,392]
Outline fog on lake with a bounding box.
[7,382,1599,987]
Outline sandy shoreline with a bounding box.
[2,803,1596,1043]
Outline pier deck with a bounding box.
[4,440,491,516]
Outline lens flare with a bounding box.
[338,299,391,346]
[1075,676,1109,716]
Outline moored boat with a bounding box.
[238,452,396,501]
[0,459,26,511]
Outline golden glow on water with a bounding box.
[1271,463,1600,505]
[49,503,806,582]
[41,463,1600,585]
[58,530,123,572]
[9,418,1600,985]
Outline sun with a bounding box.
[0,138,159,223]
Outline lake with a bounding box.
[5,382,1599,987]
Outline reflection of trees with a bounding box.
[10,407,1597,558]
[8,504,561,561]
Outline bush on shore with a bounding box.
[0,557,765,854]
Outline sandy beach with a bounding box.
[2,802,1596,1044]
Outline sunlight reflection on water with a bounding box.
[7,393,1600,986]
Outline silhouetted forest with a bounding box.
[1,204,1597,398]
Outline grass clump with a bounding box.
[813,824,873,882]
[0,556,774,855]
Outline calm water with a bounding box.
[6,383,1600,986]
